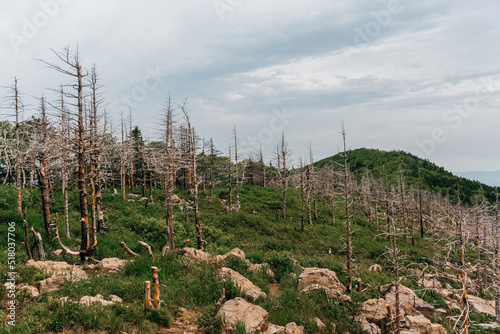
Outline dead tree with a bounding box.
[233,126,240,212]
[181,103,204,250]
[163,97,176,251]
[40,47,96,263]
[34,97,52,235]
[275,131,290,219]
[340,123,353,293]
[299,157,305,232]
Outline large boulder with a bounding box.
[218,268,266,300]
[382,284,434,316]
[362,298,391,324]
[297,268,346,298]
[179,247,210,263]
[39,276,67,292]
[419,275,443,291]
[99,258,128,272]
[215,248,247,264]
[467,295,495,317]
[26,260,87,281]
[79,294,123,307]
[406,315,447,334]
[355,314,382,334]
[284,322,305,334]
[218,298,268,333]
[263,324,285,334]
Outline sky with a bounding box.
[1,0,500,173]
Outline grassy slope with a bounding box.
[0,146,497,333]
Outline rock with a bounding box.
[39,276,67,292]
[100,258,128,272]
[312,317,326,329]
[369,264,382,273]
[225,248,246,262]
[79,294,122,307]
[109,295,123,303]
[249,263,275,277]
[467,295,495,317]
[20,284,39,297]
[3,283,40,297]
[284,322,304,334]
[172,194,182,204]
[355,314,381,334]
[179,247,210,263]
[420,275,443,290]
[52,249,63,256]
[219,268,266,300]
[218,298,268,334]
[382,284,434,316]
[362,298,390,324]
[297,268,346,299]
[406,314,447,334]
[26,260,87,281]
[263,324,285,334]
[214,248,246,264]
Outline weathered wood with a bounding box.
[30,227,45,260]
[53,213,80,256]
[145,281,152,310]
[23,208,32,260]
[138,241,154,259]
[120,241,139,257]
[152,266,160,309]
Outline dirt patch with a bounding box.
[158,308,201,334]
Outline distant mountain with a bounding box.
[315,148,496,205]
[455,171,500,187]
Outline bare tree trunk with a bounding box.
[23,208,33,260]
[13,78,22,216]
[164,98,175,251]
[233,126,240,212]
[419,173,424,238]
[182,106,204,250]
[399,170,407,242]
[306,165,312,225]
[36,98,51,236]
[341,124,352,294]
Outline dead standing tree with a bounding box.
[40,47,96,264]
[181,103,204,250]
[275,131,291,219]
[162,97,176,252]
[339,123,354,293]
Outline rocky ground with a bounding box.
[5,247,498,333]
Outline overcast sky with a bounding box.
[1,0,499,173]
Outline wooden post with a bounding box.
[357,279,362,293]
[145,281,152,310]
[152,266,160,309]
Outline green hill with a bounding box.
[315,148,496,205]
